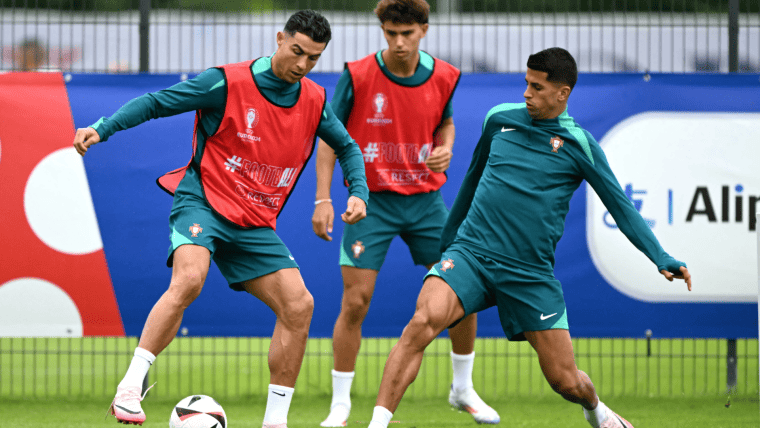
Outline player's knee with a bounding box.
[282,291,314,330]
[341,291,372,323]
[403,310,440,347]
[167,274,204,307]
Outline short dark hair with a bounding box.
[527,47,578,90]
[283,10,332,45]
[374,0,430,25]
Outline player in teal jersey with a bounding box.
[312,1,498,426]
[364,48,692,428]
[73,11,368,428]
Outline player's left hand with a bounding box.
[425,147,453,173]
[341,196,367,225]
[73,127,101,156]
[660,265,692,291]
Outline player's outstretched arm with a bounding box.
[341,196,366,225]
[660,265,692,291]
[312,140,338,241]
[72,127,102,156]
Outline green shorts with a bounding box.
[425,244,568,341]
[167,195,298,291]
[340,191,448,270]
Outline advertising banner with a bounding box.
[1,72,757,338]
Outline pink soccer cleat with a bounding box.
[599,407,634,428]
[107,383,154,425]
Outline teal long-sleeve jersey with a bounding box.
[442,103,684,276]
[90,56,369,205]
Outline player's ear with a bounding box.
[420,23,429,37]
[276,31,286,48]
[558,85,571,102]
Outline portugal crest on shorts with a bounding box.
[352,240,365,259]
[441,258,455,272]
[550,136,564,153]
[189,223,203,238]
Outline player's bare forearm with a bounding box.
[434,117,455,151]
[312,140,338,241]
[427,118,455,172]
[315,140,337,200]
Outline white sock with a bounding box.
[263,384,294,425]
[368,406,393,428]
[118,347,155,389]
[330,370,355,408]
[451,351,475,391]
[583,400,609,427]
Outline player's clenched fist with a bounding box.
[341,195,367,225]
[73,127,101,156]
[425,146,453,173]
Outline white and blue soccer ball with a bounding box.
[169,395,227,428]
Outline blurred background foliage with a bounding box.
[2,0,757,13]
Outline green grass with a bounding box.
[1,395,758,428]
[1,337,758,400]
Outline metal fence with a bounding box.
[1,336,758,399]
[1,0,759,403]
[1,0,759,73]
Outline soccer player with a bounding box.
[311,0,499,426]
[363,47,693,428]
[72,10,368,428]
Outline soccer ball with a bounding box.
[169,395,227,428]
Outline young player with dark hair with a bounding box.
[312,0,498,426]
[73,10,368,428]
[363,47,692,428]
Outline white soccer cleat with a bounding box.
[320,402,350,427]
[108,384,153,425]
[262,423,288,428]
[584,404,634,428]
[598,407,634,428]
[448,385,500,424]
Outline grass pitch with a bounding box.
[1,395,758,428]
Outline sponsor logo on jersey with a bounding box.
[236,107,262,141]
[246,107,260,130]
[550,136,564,153]
[237,132,261,142]
[225,154,298,188]
[234,181,282,209]
[362,142,432,165]
[189,223,203,237]
[367,92,392,126]
[373,93,388,114]
[377,169,430,186]
[351,240,365,259]
[440,258,455,272]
